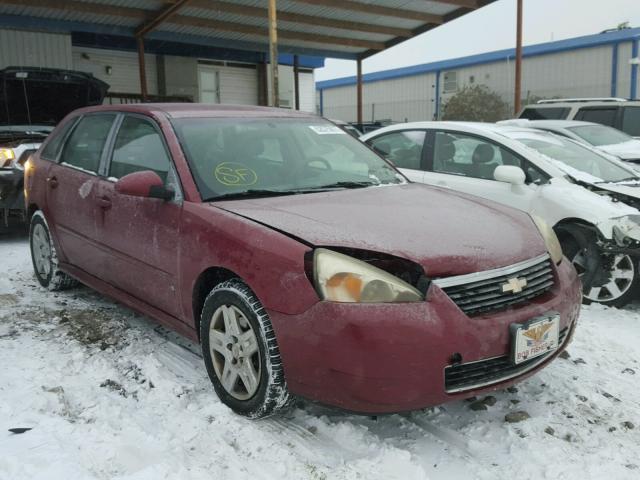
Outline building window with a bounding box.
[443,71,458,93]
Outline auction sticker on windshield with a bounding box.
[510,314,560,365]
[309,125,346,135]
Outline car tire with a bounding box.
[200,278,292,418]
[29,211,78,291]
[562,236,639,308]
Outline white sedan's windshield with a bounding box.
[508,131,636,183]
[173,117,404,200]
[568,125,632,146]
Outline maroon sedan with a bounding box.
[25,104,581,418]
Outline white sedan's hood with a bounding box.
[599,140,640,160]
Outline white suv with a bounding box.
[518,98,640,138]
[362,122,640,307]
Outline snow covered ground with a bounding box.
[1,227,639,480]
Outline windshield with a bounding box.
[508,131,636,183]
[172,117,405,200]
[568,125,632,146]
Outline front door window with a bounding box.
[432,131,522,181]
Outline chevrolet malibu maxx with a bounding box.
[25,104,581,418]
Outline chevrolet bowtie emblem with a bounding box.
[502,277,527,294]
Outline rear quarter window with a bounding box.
[622,107,640,137]
[574,107,618,127]
[519,107,570,120]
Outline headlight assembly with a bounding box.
[313,248,424,303]
[532,215,563,265]
[0,148,15,167]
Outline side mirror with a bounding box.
[115,170,174,200]
[494,165,526,186]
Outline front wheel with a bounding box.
[564,236,639,308]
[200,279,291,418]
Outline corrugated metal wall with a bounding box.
[0,29,72,69]
[72,47,158,95]
[321,42,635,122]
[321,73,436,123]
[522,46,612,99]
[617,42,633,97]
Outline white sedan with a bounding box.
[361,122,640,307]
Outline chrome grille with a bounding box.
[444,326,569,393]
[434,254,554,316]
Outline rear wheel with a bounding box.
[563,236,638,308]
[29,211,78,291]
[200,279,291,418]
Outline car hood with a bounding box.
[214,184,547,278]
[0,67,109,126]
[599,140,640,160]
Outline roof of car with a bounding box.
[499,119,597,129]
[360,121,556,141]
[72,103,321,119]
[523,99,640,108]
[365,121,531,133]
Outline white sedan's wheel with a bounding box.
[572,251,636,304]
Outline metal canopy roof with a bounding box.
[0,0,496,60]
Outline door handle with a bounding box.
[46,176,58,189]
[97,196,112,209]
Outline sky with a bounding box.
[314,0,640,82]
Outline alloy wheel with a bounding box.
[31,223,52,278]
[572,252,635,302]
[208,304,261,400]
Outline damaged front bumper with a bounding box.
[565,216,640,293]
[0,167,25,222]
[606,215,640,251]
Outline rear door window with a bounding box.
[519,107,570,120]
[60,114,116,173]
[574,107,619,127]
[367,131,426,169]
[41,118,78,162]
[622,107,640,137]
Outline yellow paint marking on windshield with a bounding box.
[214,162,258,187]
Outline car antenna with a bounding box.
[1,73,16,143]
[21,73,32,125]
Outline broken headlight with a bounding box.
[611,215,640,246]
[0,148,15,168]
[313,248,424,303]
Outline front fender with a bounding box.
[178,202,320,326]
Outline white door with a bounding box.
[218,65,258,105]
[422,130,544,214]
[198,67,220,103]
